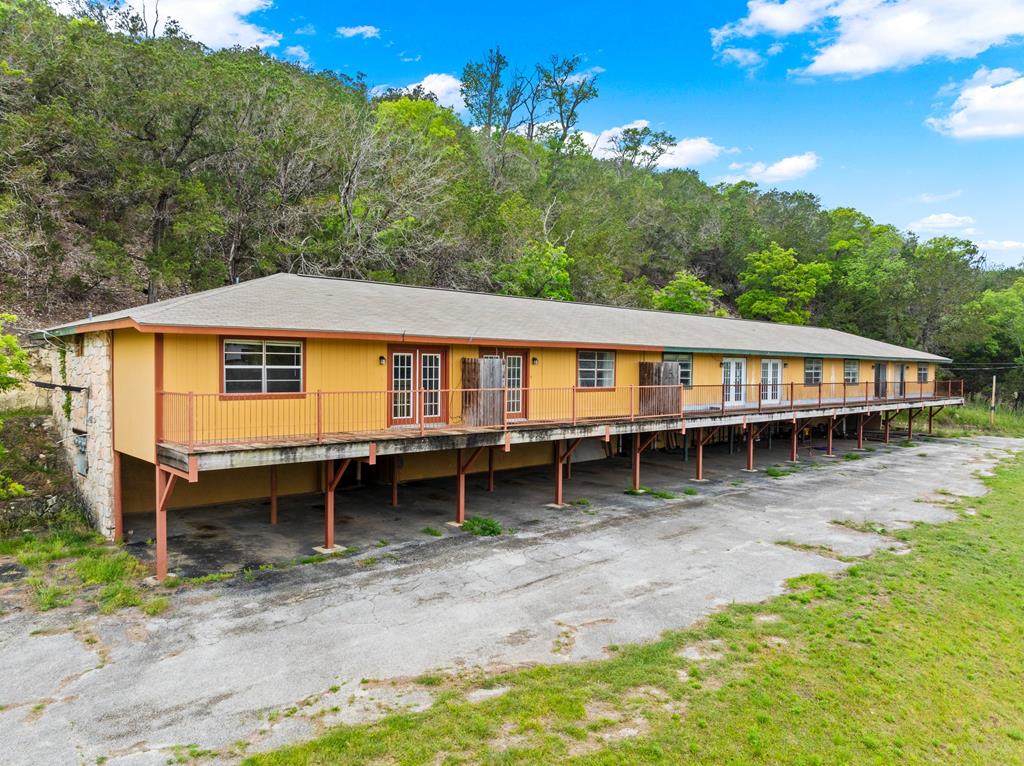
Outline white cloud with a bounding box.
[399,52,422,63]
[926,67,1024,138]
[915,190,962,203]
[407,73,465,112]
[336,25,381,39]
[294,23,316,35]
[720,151,820,184]
[576,120,730,169]
[283,45,309,64]
[907,212,976,232]
[766,42,785,56]
[712,0,1024,78]
[976,239,1024,251]
[566,65,606,84]
[720,47,763,68]
[119,0,281,48]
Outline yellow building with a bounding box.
[32,274,963,579]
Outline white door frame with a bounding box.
[761,358,783,404]
[722,357,747,406]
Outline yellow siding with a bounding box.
[398,441,561,482]
[120,454,319,514]
[113,329,155,462]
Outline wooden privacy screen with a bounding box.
[639,361,681,416]
[462,356,505,426]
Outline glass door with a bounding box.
[389,347,447,426]
[895,363,906,398]
[504,353,525,417]
[874,362,887,399]
[761,358,782,404]
[722,357,747,406]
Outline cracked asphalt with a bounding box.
[0,435,1018,765]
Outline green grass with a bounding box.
[421,526,444,537]
[246,452,1024,766]
[765,465,797,478]
[625,486,678,499]
[142,596,170,616]
[461,516,503,536]
[843,451,863,461]
[683,487,698,496]
[927,401,1024,438]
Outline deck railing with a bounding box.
[158,379,965,449]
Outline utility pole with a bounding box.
[991,374,997,426]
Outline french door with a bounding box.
[389,346,447,426]
[761,358,782,404]
[480,348,528,418]
[894,364,906,398]
[722,357,747,406]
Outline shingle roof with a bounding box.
[34,273,950,362]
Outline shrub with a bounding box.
[461,516,502,536]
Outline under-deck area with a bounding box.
[128,426,910,577]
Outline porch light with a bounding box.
[379,355,387,365]
[532,356,539,365]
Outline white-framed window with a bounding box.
[804,358,823,386]
[843,359,859,384]
[223,340,302,394]
[917,363,928,383]
[663,352,693,387]
[578,350,615,388]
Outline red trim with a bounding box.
[387,344,449,427]
[219,336,307,397]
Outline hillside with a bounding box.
[1,0,1022,391]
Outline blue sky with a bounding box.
[129,1,1024,266]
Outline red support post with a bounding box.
[323,458,350,550]
[790,421,799,463]
[154,465,178,581]
[270,465,278,524]
[826,416,835,456]
[554,440,564,506]
[392,457,400,507]
[857,413,865,450]
[884,413,892,444]
[487,446,495,492]
[456,448,466,523]
[907,409,916,441]
[632,432,641,491]
[746,424,755,471]
[695,428,705,480]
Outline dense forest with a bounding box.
[1,1,1022,393]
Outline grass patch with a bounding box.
[32,581,72,611]
[569,498,591,507]
[765,465,797,478]
[245,454,1024,766]
[625,486,678,499]
[843,452,863,461]
[421,526,443,537]
[461,516,502,537]
[928,401,1024,438]
[142,596,170,616]
[683,486,698,496]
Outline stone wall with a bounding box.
[45,332,116,538]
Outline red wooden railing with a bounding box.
[158,379,964,449]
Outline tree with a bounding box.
[654,271,725,315]
[538,54,599,151]
[495,241,573,300]
[737,243,832,325]
[0,313,30,500]
[610,125,676,174]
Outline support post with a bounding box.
[154,465,178,581]
[455,447,484,523]
[928,406,944,434]
[790,422,799,463]
[695,428,704,480]
[392,457,400,507]
[857,413,865,450]
[746,424,755,471]
[825,416,835,456]
[270,465,278,525]
[907,409,917,441]
[554,440,564,506]
[487,446,495,492]
[321,458,351,551]
[632,432,641,491]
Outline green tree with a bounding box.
[737,243,832,325]
[495,241,573,300]
[654,271,725,315]
[0,313,30,499]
